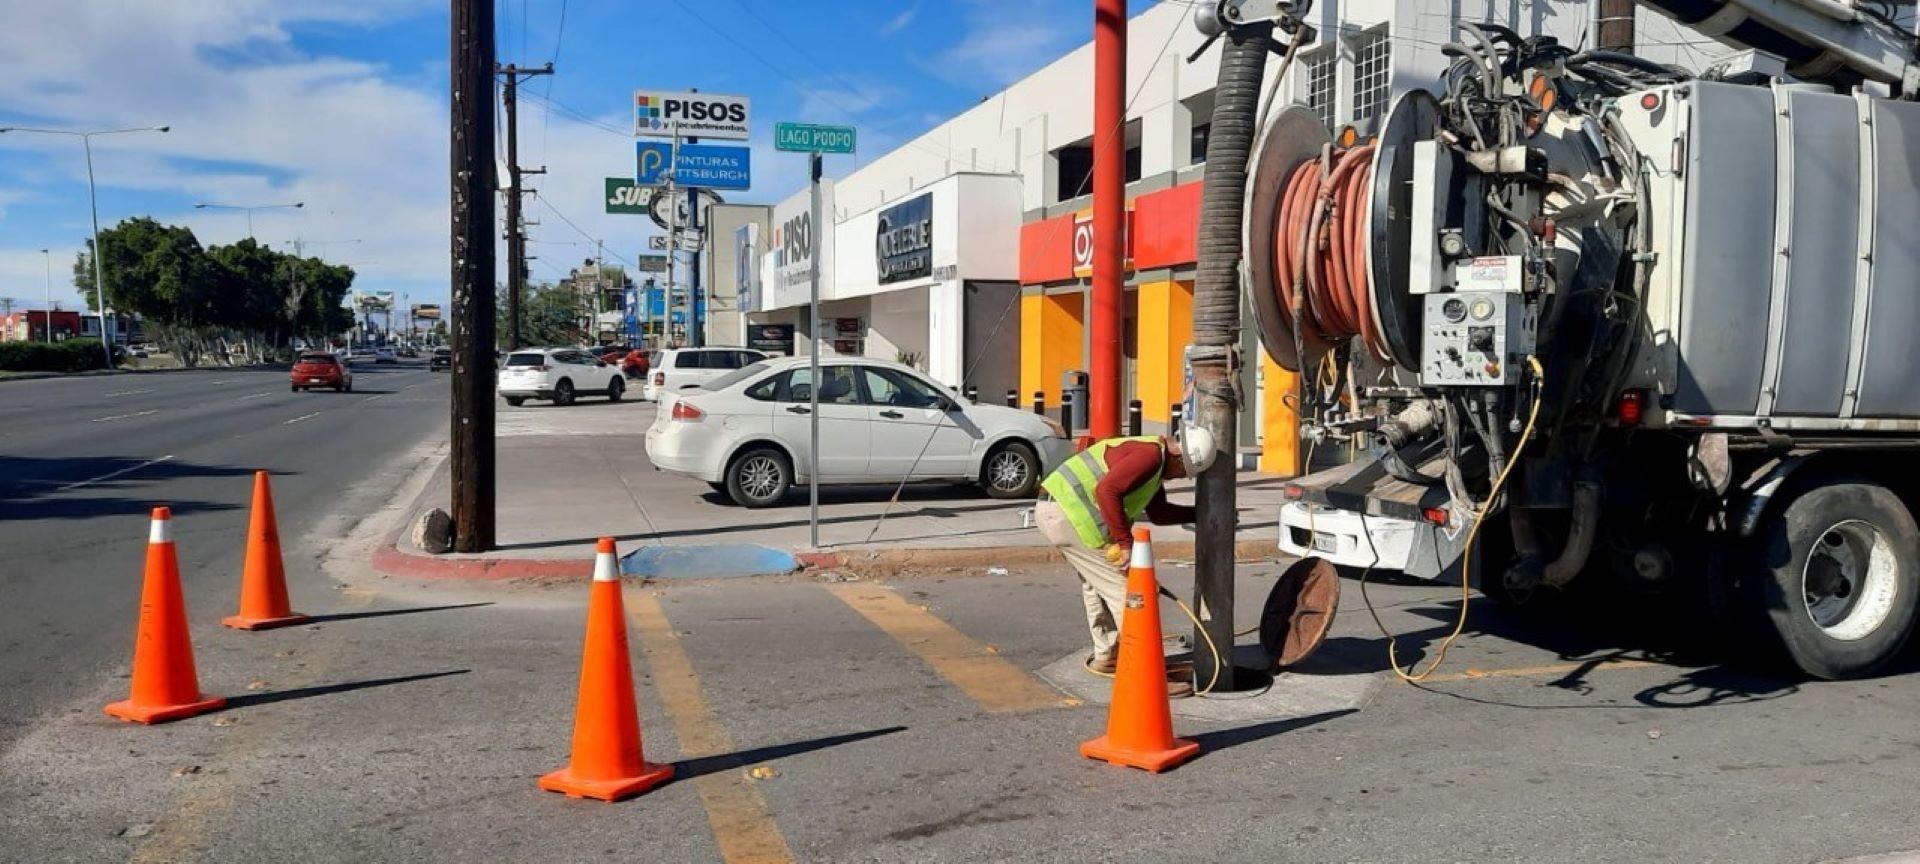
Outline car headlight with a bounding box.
[1042,418,1067,438]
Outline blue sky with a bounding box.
[0,0,1164,313]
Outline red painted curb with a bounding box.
[369,530,590,582]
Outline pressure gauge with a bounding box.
[1470,298,1496,321]
[1441,298,1467,323]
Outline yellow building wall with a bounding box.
[1260,354,1302,476]
[1134,280,1193,423]
[1019,291,1084,405]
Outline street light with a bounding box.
[194,200,303,239]
[0,124,170,369]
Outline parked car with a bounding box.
[620,348,650,379]
[429,347,452,371]
[291,351,353,393]
[373,347,397,364]
[645,356,1073,507]
[498,347,626,406]
[587,345,630,364]
[644,347,767,402]
[398,345,419,359]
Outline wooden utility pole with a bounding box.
[498,62,551,350]
[450,0,496,552]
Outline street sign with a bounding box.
[636,142,751,190]
[775,122,857,154]
[633,90,750,141]
[604,178,659,214]
[637,254,669,273]
[677,230,705,251]
[648,235,670,251]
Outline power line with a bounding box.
[530,191,640,269]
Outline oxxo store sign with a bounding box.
[875,193,933,285]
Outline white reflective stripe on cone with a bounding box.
[1130,541,1152,569]
[150,517,173,544]
[592,553,619,582]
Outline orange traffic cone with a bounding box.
[223,471,309,631]
[105,507,227,724]
[1080,525,1199,772]
[539,538,674,801]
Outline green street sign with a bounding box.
[775,122,857,154]
[604,177,658,215]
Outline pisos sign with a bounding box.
[632,90,750,141]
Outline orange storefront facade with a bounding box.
[1016,180,1299,475]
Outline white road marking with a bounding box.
[237,392,272,401]
[105,388,154,397]
[282,411,321,426]
[58,454,176,491]
[90,410,157,424]
[362,393,390,403]
[208,379,233,385]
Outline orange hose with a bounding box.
[1272,144,1390,364]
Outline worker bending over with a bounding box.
[1033,429,1214,697]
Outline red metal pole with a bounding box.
[1089,0,1126,440]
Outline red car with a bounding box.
[620,349,650,379]
[291,351,354,392]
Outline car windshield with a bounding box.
[702,361,773,392]
[505,352,547,367]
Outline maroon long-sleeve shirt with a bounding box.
[1096,440,1196,547]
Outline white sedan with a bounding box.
[645,356,1075,507]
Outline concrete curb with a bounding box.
[370,528,593,581]
[0,363,279,383]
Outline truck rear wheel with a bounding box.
[1759,479,1920,680]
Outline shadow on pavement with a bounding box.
[0,454,263,521]
[304,602,495,624]
[493,499,1030,551]
[1189,709,1356,753]
[672,726,907,781]
[225,669,470,710]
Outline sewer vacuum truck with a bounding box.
[1232,0,1920,678]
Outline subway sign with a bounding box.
[604,178,658,215]
[633,90,750,141]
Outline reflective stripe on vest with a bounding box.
[1039,436,1163,549]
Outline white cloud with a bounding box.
[925,0,1078,89]
[879,2,921,37]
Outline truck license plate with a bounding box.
[1311,533,1337,553]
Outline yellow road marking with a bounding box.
[824,584,1068,713]
[1421,658,1664,684]
[628,590,794,864]
[131,591,377,864]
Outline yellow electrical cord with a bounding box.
[1164,592,1224,694]
[1382,356,1545,683]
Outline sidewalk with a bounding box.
[379,398,1293,577]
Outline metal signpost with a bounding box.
[775,121,855,549]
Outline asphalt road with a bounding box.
[5,365,1920,862]
[0,361,446,755]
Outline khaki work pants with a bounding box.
[1034,498,1128,661]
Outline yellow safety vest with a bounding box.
[1039,436,1164,550]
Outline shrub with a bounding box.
[0,339,113,373]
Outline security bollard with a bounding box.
[1006,389,1019,408]
[1033,391,1046,415]
[1128,400,1143,437]
[964,385,977,403]
[1060,391,1075,434]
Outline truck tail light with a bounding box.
[1422,506,1450,526]
[1616,389,1646,426]
[1283,485,1303,500]
[671,401,705,422]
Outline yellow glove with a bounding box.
[1104,543,1129,565]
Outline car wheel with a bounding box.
[1758,478,1920,679]
[505,396,526,407]
[345,381,353,393]
[555,379,576,406]
[607,377,624,402]
[291,384,299,392]
[727,447,792,508]
[982,441,1040,499]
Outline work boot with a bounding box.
[1085,654,1117,677]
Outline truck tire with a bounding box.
[1759,479,1920,680]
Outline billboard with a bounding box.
[633,90,750,141]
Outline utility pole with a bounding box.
[498,61,552,350]
[1089,0,1126,439]
[41,249,52,344]
[1598,0,1636,52]
[450,0,496,553]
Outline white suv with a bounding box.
[644,347,767,402]
[498,347,628,406]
